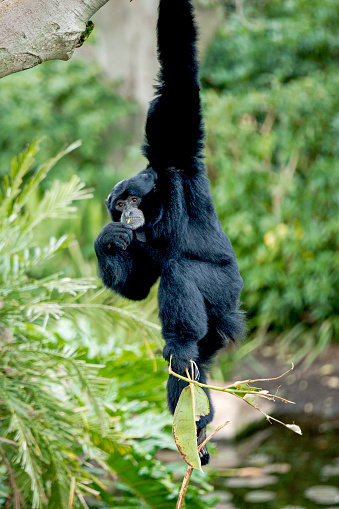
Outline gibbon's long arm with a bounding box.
[143,0,204,170]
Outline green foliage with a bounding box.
[76,21,95,49]
[201,0,339,362]
[0,142,113,508]
[1,0,337,370]
[0,143,214,508]
[0,59,141,259]
[202,0,339,90]
[0,60,135,193]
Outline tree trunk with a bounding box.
[0,0,110,79]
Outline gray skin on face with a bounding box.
[116,196,145,230]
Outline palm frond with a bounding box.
[0,143,169,508]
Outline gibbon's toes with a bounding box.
[197,427,210,465]
[199,445,210,466]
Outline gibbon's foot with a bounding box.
[163,341,199,375]
[197,427,210,466]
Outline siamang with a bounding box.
[94,0,244,465]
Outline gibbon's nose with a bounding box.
[125,209,134,219]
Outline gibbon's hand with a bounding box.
[95,222,133,252]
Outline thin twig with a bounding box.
[230,363,294,386]
[168,364,294,404]
[176,421,230,509]
[197,421,230,453]
[176,466,193,509]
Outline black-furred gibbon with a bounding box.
[94,0,244,464]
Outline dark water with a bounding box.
[211,415,339,509]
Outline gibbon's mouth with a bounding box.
[124,216,145,230]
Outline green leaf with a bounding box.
[194,385,210,421]
[227,383,251,398]
[173,385,204,471]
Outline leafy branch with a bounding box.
[169,360,302,508]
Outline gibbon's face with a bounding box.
[106,167,157,225]
[115,195,145,230]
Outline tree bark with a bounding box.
[0,0,110,79]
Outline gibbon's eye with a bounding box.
[117,202,124,208]
[131,197,138,203]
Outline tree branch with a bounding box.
[0,0,110,79]
[176,421,230,509]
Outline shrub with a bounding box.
[201,0,339,361]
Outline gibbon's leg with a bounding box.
[158,259,214,465]
[159,259,208,374]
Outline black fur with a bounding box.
[94,0,244,465]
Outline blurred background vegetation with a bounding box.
[0,0,338,507]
